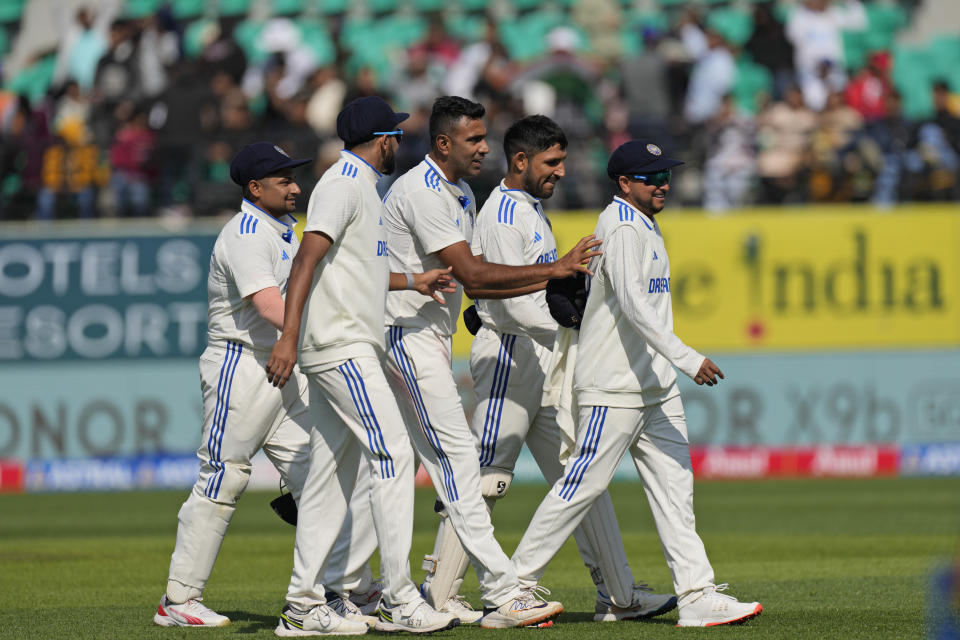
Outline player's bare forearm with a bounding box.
[249,286,285,331]
[267,231,331,387]
[438,238,600,292]
[389,268,456,303]
[465,281,546,300]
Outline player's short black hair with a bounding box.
[429,96,485,146]
[503,115,567,163]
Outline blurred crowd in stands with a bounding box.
[0,0,958,220]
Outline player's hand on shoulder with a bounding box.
[266,334,298,388]
[694,357,724,387]
[415,266,457,304]
[554,235,602,277]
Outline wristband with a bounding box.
[406,273,415,290]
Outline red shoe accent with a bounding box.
[157,604,167,617]
[181,613,206,625]
[695,603,763,627]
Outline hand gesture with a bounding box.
[694,358,724,387]
[554,235,602,277]
[415,266,457,304]
[266,334,298,388]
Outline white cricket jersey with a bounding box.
[471,181,558,345]
[575,197,704,408]
[206,199,299,353]
[298,150,390,372]
[382,155,477,336]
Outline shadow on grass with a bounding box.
[221,611,278,633]
[558,611,677,625]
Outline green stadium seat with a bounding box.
[170,0,205,20]
[233,20,268,65]
[458,0,490,10]
[732,55,773,114]
[0,26,7,58]
[316,0,350,15]
[412,0,447,12]
[366,0,400,13]
[4,54,55,104]
[124,0,162,19]
[706,7,754,46]
[216,0,251,17]
[271,0,302,16]
[183,17,218,58]
[297,18,336,67]
[0,0,25,24]
[892,45,935,120]
[444,13,486,43]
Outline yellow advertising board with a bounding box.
[296,205,959,357]
[452,205,960,356]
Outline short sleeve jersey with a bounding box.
[382,155,477,336]
[206,199,299,352]
[298,150,390,372]
[471,182,559,342]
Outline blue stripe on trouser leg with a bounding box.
[479,334,515,467]
[212,343,243,498]
[205,343,242,498]
[387,327,458,501]
[558,406,607,501]
[338,360,394,479]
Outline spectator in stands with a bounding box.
[305,66,347,137]
[679,14,736,126]
[745,2,795,101]
[786,0,867,111]
[109,102,155,217]
[621,28,671,141]
[571,0,623,65]
[810,90,865,201]
[846,51,894,124]
[869,90,917,207]
[90,20,138,148]
[913,81,959,199]
[391,49,441,115]
[53,3,121,92]
[409,15,461,67]
[36,117,105,220]
[756,84,817,203]
[701,94,756,212]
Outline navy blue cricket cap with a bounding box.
[606,140,684,180]
[230,142,312,186]
[336,96,409,147]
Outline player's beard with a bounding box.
[383,145,397,175]
[523,172,555,200]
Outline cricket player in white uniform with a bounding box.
[266,97,460,637]
[510,140,764,627]
[156,142,322,627]
[381,96,599,629]
[420,115,677,623]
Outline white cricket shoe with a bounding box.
[439,594,484,624]
[480,586,564,629]
[676,584,763,627]
[376,598,460,633]
[348,580,382,616]
[325,592,380,626]
[275,604,369,636]
[594,582,678,622]
[154,595,230,627]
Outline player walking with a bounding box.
[155,142,317,628]
[510,140,764,627]
[266,96,459,636]
[380,96,598,629]
[419,116,678,623]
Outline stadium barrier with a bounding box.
[1,206,957,489]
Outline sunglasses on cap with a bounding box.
[630,170,671,187]
[374,129,403,144]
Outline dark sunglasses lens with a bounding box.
[651,170,671,186]
[395,133,403,144]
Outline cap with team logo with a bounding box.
[336,96,409,147]
[606,140,684,179]
[229,142,313,186]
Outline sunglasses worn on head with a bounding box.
[374,129,403,144]
[631,170,671,187]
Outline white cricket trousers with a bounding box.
[286,347,420,611]
[167,342,312,603]
[512,396,716,603]
[470,327,636,604]
[385,326,524,609]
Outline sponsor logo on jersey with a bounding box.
[536,249,558,264]
[648,276,670,293]
[652,251,658,260]
[281,250,289,260]
[376,240,388,256]
[534,231,542,243]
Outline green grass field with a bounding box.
[1,477,957,639]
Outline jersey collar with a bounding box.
[423,155,466,197]
[240,199,297,242]
[498,180,540,207]
[612,196,654,230]
[341,149,383,185]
